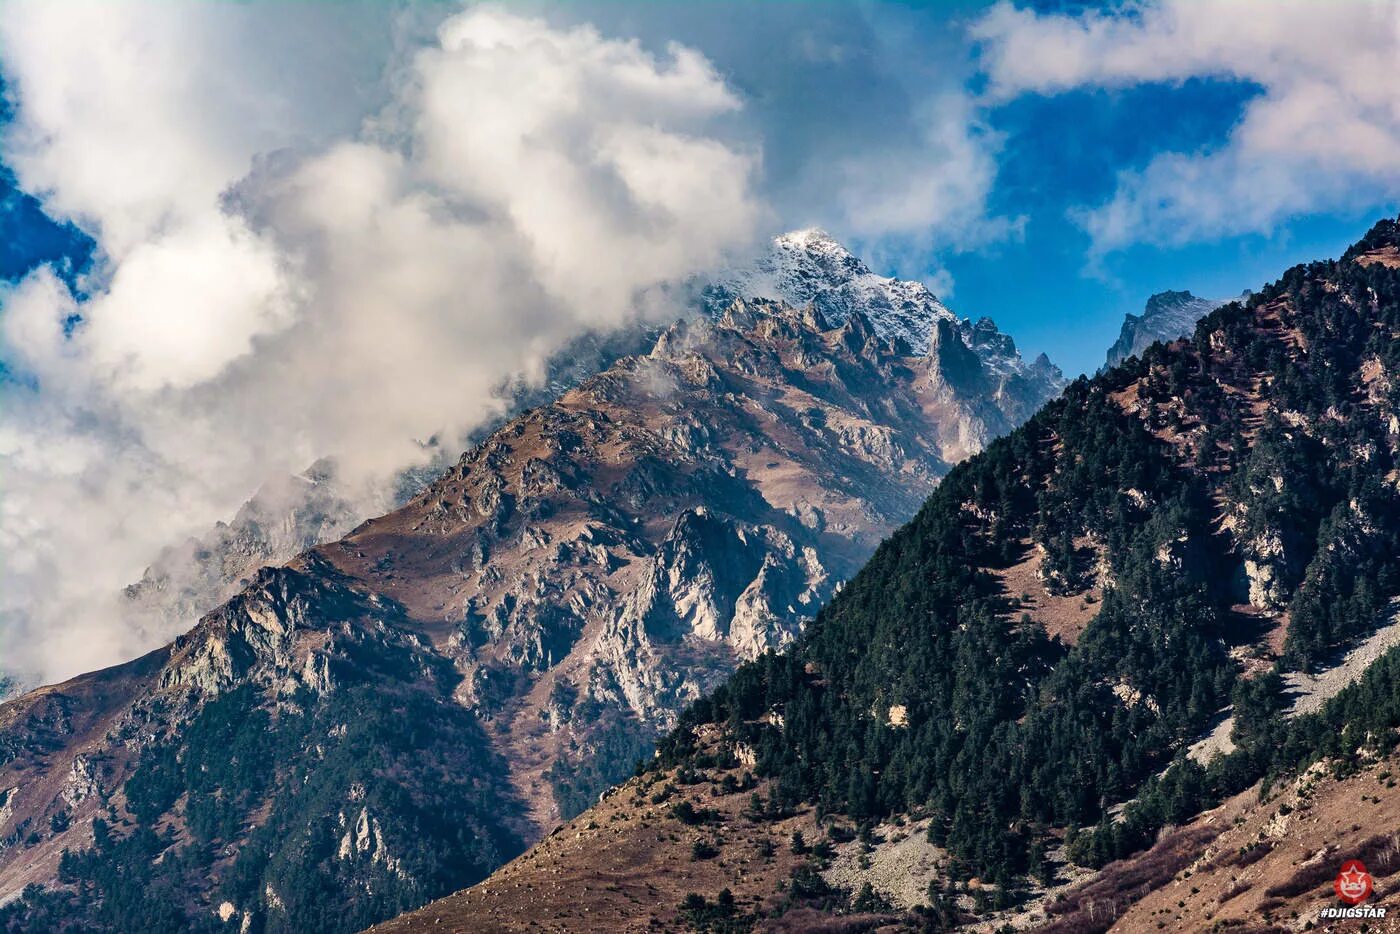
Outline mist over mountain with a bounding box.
[96,231,1064,693]
[115,327,661,665]
[0,5,769,691]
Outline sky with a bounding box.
[1,0,1398,684]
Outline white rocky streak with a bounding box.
[1243,529,1289,610]
[337,806,405,877]
[823,818,946,909]
[1190,604,1400,764]
[0,788,14,837]
[59,755,99,808]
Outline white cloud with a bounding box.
[973,0,1400,250]
[833,92,1011,248]
[824,91,1020,286]
[0,3,763,684]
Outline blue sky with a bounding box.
[0,76,90,287]
[2,1,1394,376]
[0,169,89,283]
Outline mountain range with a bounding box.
[367,218,1400,931]
[12,215,1370,933]
[94,232,1060,689]
[0,232,1066,932]
[14,216,1388,933]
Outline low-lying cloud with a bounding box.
[0,3,764,684]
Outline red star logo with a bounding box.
[1336,859,1374,905]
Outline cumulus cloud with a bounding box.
[973,0,1400,250]
[828,92,1018,284]
[0,3,763,683]
[531,1,1014,261]
[833,92,1012,248]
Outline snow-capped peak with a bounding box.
[699,229,1066,420]
[703,229,957,355]
[707,229,1056,359]
[774,227,843,251]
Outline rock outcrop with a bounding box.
[1102,289,1231,371]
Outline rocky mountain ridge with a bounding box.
[1101,288,1229,371]
[102,230,1061,694]
[704,229,1063,422]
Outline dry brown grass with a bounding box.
[364,738,824,933]
[988,538,1104,647]
[1356,246,1400,269]
[1036,824,1220,934]
[1110,752,1400,932]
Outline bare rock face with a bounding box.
[120,460,386,650]
[1102,289,1234,371]
[587,508,825,731]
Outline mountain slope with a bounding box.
[376,219,1400,931]
[115,326,661,664]
[0,254,1062,933]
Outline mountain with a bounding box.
[369,218,1400,931]
[119,460,388,649]
[1101,289,1227,371]
[0,228,1065,933]
[98,232,1060,684]
[114,327,662,663]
